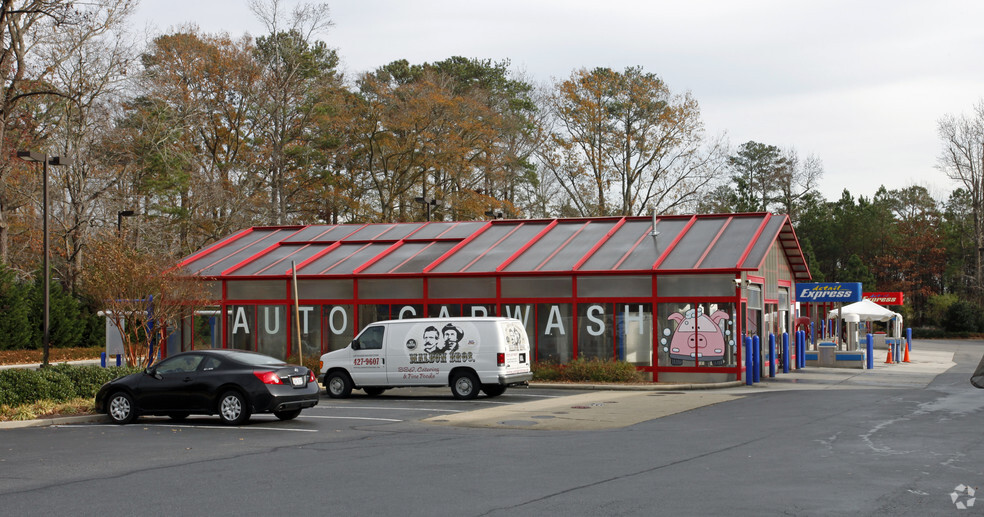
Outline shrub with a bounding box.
[532,358,644,383]
[0,364,141,407]
[944,300,980,333]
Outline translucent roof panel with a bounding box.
[409,221,487,240]
[698,216,767,270]
[296,243,391,276]
[361,241,457,275]
[741,216,785,270]
[660,218,729,270]
[578,220,653,271]
[502,221,586,272]
[539,219,619,271]
[431,222,550,273]
[288,224,366,243]
[282,225,337,243]
[343,222,426,242]
[183,228,288,276]
[619,219,691,271]
[227,244,331,277]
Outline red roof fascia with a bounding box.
[496,220,560,272]
[422,221,493,273]
[572,217,626,271]
[652,215,697,270]
[693,216,733,269]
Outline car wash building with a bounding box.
[174,213,811,383]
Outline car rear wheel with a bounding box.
[326,371,353,398]
[274,409,302,421]
[451,371,480,400]
[107,391,136,425]
[481,384,507,397]
[363,387,386,397]
[218,391,251,425]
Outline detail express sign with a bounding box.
[863,292,904,305]
[796,282,863,303]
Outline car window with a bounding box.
[156,355,204,374]
[358,326,384,350]
[201,356,222,371]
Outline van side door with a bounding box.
[349,324,387,386]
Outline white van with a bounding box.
[319,317,533,399]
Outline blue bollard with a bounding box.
[866,333,874,369]
[906,327,913,352]
[795,331,803,369]
[116,354,122,367]
[744,337,753,386]
[769,334,776,378]
[782,332,790,373]
[753,335,761,383]
[810,322,816,350]
[100,352,106,368]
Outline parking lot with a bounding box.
[3,340,984,516]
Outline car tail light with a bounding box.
[253,371,283,384]
[497,353,505,367]
[308,371,316,382]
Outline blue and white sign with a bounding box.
[795,282,862,303]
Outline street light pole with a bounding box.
[17,151,72,367]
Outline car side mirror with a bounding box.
[351,340,360,351]
[145,367,161,379]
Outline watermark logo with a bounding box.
[950,484,976,510]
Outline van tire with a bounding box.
[450,371,480,400]
[363,387,386,397]
[326,371,353,398]
[481,384,506,397]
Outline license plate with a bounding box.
[291,376,305,387]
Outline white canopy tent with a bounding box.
[827,299,903,337]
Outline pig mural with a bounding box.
[661,307,735,366]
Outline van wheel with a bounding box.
[326,371,353,398]
[481,384,507,397]
[363,387,386,397]
[451,371,480,400]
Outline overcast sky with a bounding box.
[135,0,984,203]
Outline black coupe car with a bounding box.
[95,349,320,425]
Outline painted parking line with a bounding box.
[312,405,462,413]
[302,415,402,422]
[55,424,318,432]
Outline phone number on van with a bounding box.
[353,357,382,367]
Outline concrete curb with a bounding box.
[529,381,745,391]
[0,413,108,429]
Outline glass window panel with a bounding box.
[436,223,550,273]
[617,303,653,366]
[294,279,354,300]
[428,277,496,299]
[282,225,336,242]
[390,242,456,274]
[657,275,734,297]
[657,302,736,368]
[536,303,572,363]
[296,305,320,359]
[359,278,423,299]
[228,245,304,276]
[192,309,222,350]
[578,303,613,361]
[392,304,424,319]
[358,304,391,328]
[323,305,355,353]
[539,220,618,271]
[502,303,535,329]
[430,225,514,272]
[227,280,286,300]
[747,285,763,309]
[740,217,784,269]
[412,221,486,240]
[428,304,461,318]
[501,276,572,298]
[184,229,283,276]
[227,305,254,351]
[463,303,496,317]
[577,276,651,298]
[257,305,287,359]
[298,243,385,275]
[660,218,728,270]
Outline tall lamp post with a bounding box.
[17,151,72,367]
[414,196,442,222]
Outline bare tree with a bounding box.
[937,100,984,298]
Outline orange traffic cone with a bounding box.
[885,346,894,364]
[902,342,910,363]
